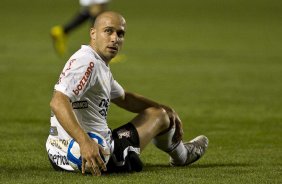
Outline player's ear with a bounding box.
[90,28,96,40]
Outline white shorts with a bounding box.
[46,123,141,172]
[79,0,110,7]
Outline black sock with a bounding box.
[63,9,90,34]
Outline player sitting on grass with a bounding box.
[46,11,209,176]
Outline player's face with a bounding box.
[91,16,126,63]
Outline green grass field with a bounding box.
[0,0,281,183]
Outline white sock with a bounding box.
[168,141,187,165]
[152,127,187,165]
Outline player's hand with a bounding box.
[161,105,184,143]
[171,113,183,143]
[79,136,107,176]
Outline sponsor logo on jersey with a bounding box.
[48,139,69,149]
[99,98,110,118]
[72,100,88,109]
[73,61,94,95]
[57,59,76,84]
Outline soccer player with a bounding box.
[46,11,209,176]
[51,0,110,56]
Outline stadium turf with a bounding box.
[0,0,281,183]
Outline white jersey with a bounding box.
[79,0,110,7]
[50,45,124,144]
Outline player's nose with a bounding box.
[110,32,118,43]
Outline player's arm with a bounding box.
[112,91,160,113]
[112,91,183,142]
[50,90,106,176]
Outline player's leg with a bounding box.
[107,107,168,172]
[63,3,108,34]
[62,8,91,35]
[131,107,188,164]
[130,107,171,150]
[131,107,209,166]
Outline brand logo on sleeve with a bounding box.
[72,101,88,109]
[73,62,94,95]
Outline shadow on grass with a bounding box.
[143,162,253,171]
[191,163,253,168]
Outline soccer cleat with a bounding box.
[50,26,67,56]
[170,135,209,166]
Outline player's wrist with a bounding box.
[75,131,91,145]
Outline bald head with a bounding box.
[93,11,126,29]
[90,11,126,64]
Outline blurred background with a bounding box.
[0,0,281,183]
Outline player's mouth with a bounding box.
[107,46,118,53]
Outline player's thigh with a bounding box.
[130,107,170,150]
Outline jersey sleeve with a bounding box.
[54,56,97,101]
[110,79,125,100]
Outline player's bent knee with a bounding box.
[144,107,170,130]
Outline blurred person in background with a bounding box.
[51,0,110,57]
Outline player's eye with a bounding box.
[105,28,113,34]
[117,31,125,38]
